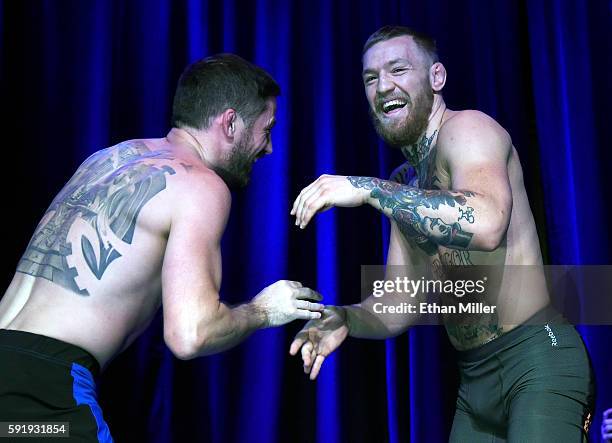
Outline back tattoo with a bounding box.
[17,142,176,295]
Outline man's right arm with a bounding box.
[343,164,425,338]
[162,171,323,360]
[344,220,424,339]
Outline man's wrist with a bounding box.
[244,301,268,330]
[361,187,373,207]
[346,176,373,207]
[339,305,353,336]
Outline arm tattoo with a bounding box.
[458,207,475,223]
[347,176,474,254]
[17,141,176,295]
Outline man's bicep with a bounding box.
[440,115,513,249]
[161,181,230,333]
[162,216,222,307]
[449,152,511,202]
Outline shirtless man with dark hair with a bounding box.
[290,26,594,442]
[0,54,323,442]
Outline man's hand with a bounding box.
[289,306,349,380]
[252,280,324,327]
[602,408,612,442]
[291,175,369,229]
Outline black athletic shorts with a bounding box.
[449,306,595,442]
[0,329,113,442]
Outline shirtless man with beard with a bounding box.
[0,54,323,442]
[289,26,594,442]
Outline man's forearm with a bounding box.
[348,176,504,252]
[344,296,417,339]
[344,304,395,339]
[194,302,266,357]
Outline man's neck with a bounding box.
[165,127,217,167]
[401,98,447,171]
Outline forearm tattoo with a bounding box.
[17,141,176,295]
[347,177,475,254]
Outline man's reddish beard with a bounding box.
[212,128,255,189]
[370,78,434,148]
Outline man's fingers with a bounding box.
[605,408,612,419]
[304,347,317,375]
[296,189,320,228]
[291,191,305,217]
[301,341,314,369]
[297,180,326,226]
[295,300,325,312]
[294,288,323,302]
[291,183,312,216]
[299,190,327,229]
[310,354,326,380]
[300,201,323,228]
[291,180,319,217]
[289,335,307,355]
[295,310,322,320]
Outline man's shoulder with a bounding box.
[168,163,232,215]
[437,109,511,157]
[85,138,231,217]
[108,139,231,203]
[440,110,509,139]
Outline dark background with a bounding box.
[1,0,611,442]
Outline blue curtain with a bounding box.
[1,1,610,441]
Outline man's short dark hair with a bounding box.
[171,54,280,130]
[363,25,439,65]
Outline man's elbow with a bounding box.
[164,327,204,360]
[477,232,504,252]
[477,215,509,252]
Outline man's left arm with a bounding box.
[292,112,513,252]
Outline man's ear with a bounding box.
[221,108,237,139]
[429,62,447,93]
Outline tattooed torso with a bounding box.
[354,115,546,351]
[0,139,203,366]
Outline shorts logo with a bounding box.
[544,324,558,346]
[583,411,591,433]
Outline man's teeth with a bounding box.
[382,99,407,112]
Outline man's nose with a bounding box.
[376,74,394,94]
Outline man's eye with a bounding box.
[364,76,376,83]
[392,68,406,74]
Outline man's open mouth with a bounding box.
[381,98,408,115]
